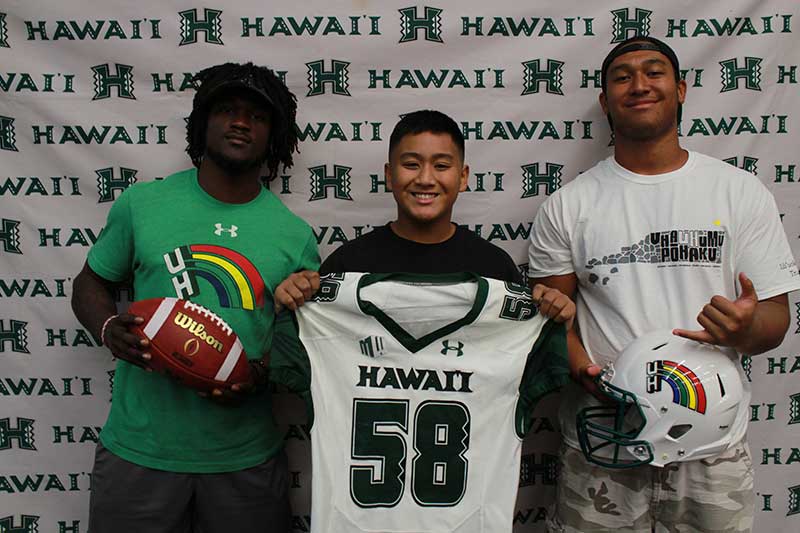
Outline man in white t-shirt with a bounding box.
[528,36,800,532]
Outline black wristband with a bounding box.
[249,358,270,389]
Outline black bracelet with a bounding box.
[249,358,270,389]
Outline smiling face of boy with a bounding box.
[386,130,469,243]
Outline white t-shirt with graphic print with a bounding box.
[528,150,800,449]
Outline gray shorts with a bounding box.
[88,442,291,533]
[547,440,754,533]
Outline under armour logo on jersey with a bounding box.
[441,340,464,357]
[359,336,386,358]
[214,223,238,237]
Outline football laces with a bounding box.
[182,300,233,336]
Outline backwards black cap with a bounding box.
[601,36,680,92]
[192,62,279,118]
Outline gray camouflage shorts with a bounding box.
[547,440,754,532]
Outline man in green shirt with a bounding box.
[71,62,319,533]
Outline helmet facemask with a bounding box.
[577,365,654,468]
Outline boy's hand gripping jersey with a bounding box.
[271,272,568,533]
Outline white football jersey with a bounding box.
[271,272,567,533]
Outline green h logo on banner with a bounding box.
[0,219,22,254]
[720,57,762,92]
[306,60,351,96]
[0,515,40,533]
[740,355,752,382]
[309,165,353,201]
[789,485,800,516]
[521,59,565,95]
[91,63,135,100]
[399,6,443,43]
[722,156,758,175]
[179,8,224,45]
[521,163,563,197]
[790,393,800,425]
[0,319,29,353]
[0,418,36,451]
[610,8,652,42]
[96,167,138,203]
[519,453,558,486]
[0,13,9,48]
[795,303,800,333]
[0,115,18,151]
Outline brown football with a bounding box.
[128,298,252,392]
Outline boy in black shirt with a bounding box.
[276,109,573,323]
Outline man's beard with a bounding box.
[205,145,266,176]
[608,110,679,142]
[615,121,673,141]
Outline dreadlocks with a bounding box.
[185,62,299,182]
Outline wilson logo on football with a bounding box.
[173,312,224,353]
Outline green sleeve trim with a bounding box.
[269,312,315,427]
[515,321,570,438]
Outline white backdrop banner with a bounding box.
[1,1,799,531]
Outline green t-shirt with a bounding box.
[88,168,319,472]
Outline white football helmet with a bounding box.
[577,330,747,468]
